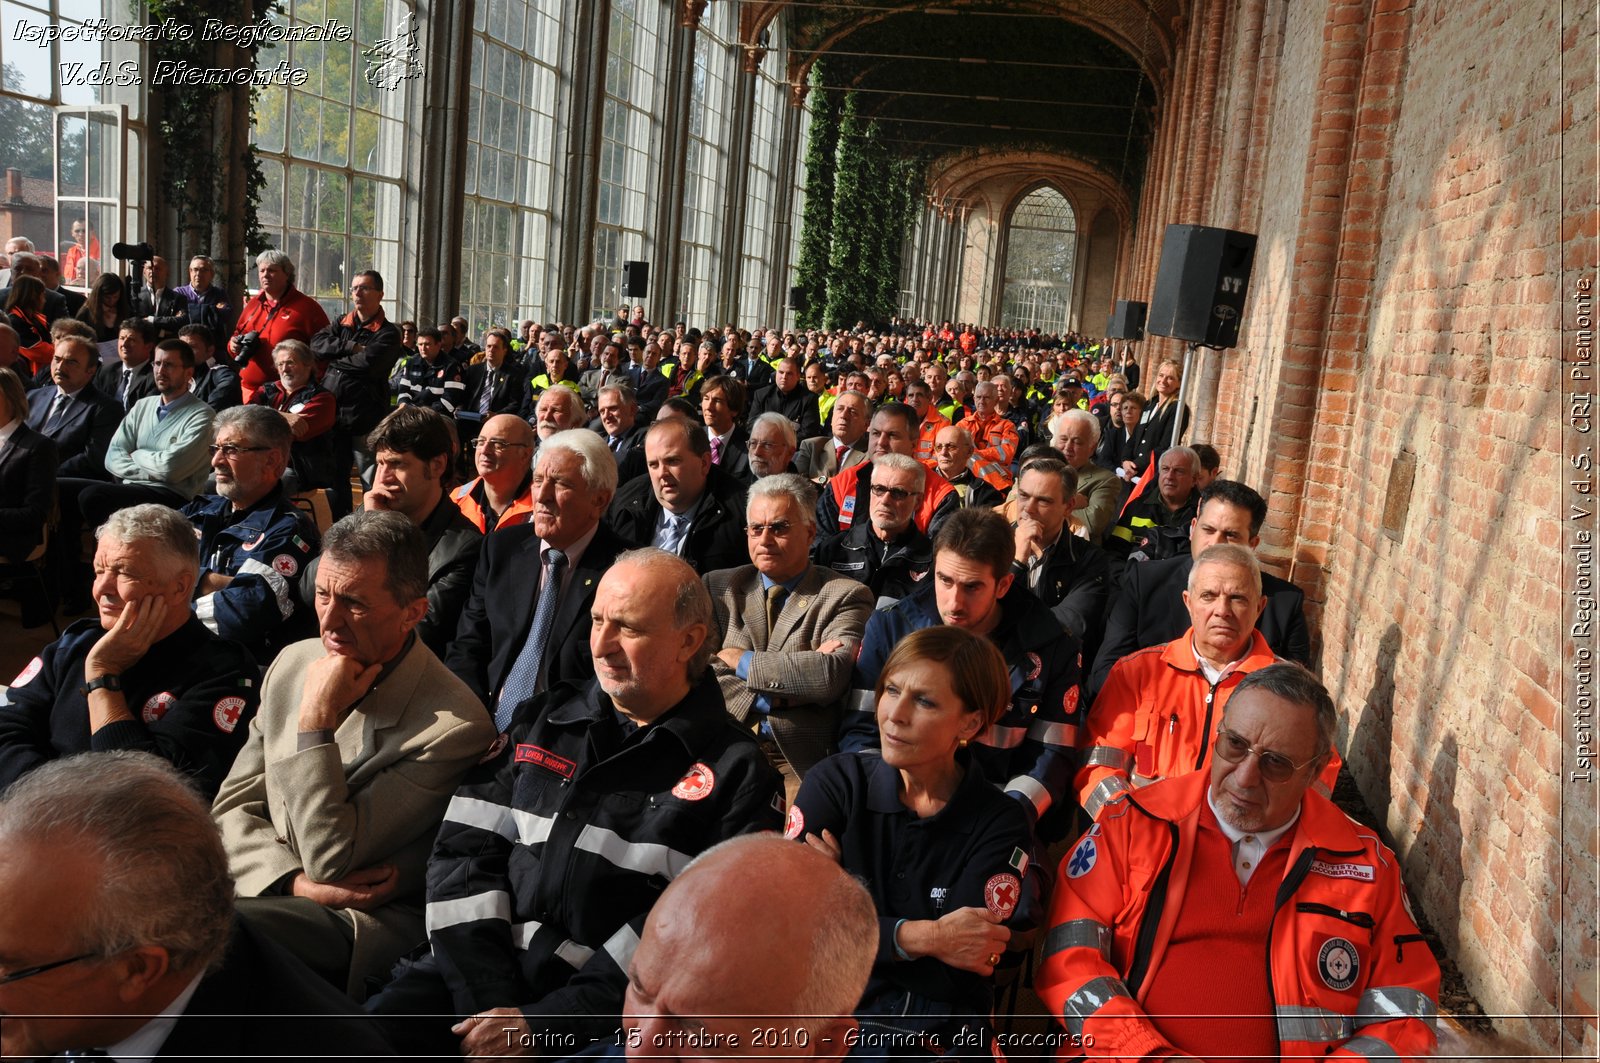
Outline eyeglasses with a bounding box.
[1213,728,1320,784]
[209,444,271,459]
[746,521,795,538]
[0,951,99,986]
[747,439,788,452]
[473,439,531,452]
[869,484,917,502]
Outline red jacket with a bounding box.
[1037,771,1440,1061]
[233,287,332,400]
[958,410,1019,489]
[826,458,954,535]
[1078,630,1341,817]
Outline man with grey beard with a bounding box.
[181,404,321,663]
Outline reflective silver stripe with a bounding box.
[425,890,511,934]
[978,722,1028,749]
[1082,774,1130,819]
[1060,975,1131,1035]
[1043,919,1111,961]
[194,592,220,633]
[1355,986,1439,1031]
[1084,746,1134,772]
[601,921,642,971]
[1027,720,1077,747]
[443,795,556,849]
[1005,774,1051,817]
[557,938,597,969]
[1339,1034,1402,1061]
[1275,1005,1351,1043]
[848,689,876,714]
[574,824,694,880]
[238,557,294,620]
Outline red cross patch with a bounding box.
[11,657,42,687]
[671,762,716,801]
[985,873,1021,921]
[272,554,299,577]
[142,691,176,724]
[784,804,806,840]
[212,696,247,734]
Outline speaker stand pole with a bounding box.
[1174,341,1198,452]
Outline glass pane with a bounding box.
[1,3,51,99]
[350,178,376,236]
[58,32,103,106]
[255,85,289,154]
[320,102,350,166]
[286,166,316,229]
[317,170,348,233]
[55,114,87,195]
[84,114,119,199]
[257,159,286,229]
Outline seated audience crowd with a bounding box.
[0,255,1440,1062]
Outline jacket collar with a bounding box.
[547,673,731,754]
[1159,627,1276,674]
[864,750,996,833]
[1128,763,1369,859]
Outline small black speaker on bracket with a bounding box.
[1146,224,1257,349]
[621,260,649,299]
[789,286,807,313]
[1107,300,1147,341]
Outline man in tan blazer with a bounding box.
[705,474,873,801]
[792,389,870,481]
[212,510,494,999]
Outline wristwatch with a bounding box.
[82,674,123,695]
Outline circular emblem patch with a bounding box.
[1317,936,1360,991]
[212,696,247,734]
[671,762,716,801]
[241,533,266,552]
[272,554,299,577]
[1063,686,1080,715]
[1025,652,1042,680]
[984,873,1021,920]
[142,691,176,724]
[1066,835,1098,879]
[784,804,806,840]
[11,656,43,687]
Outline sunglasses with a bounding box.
[1213,728,1319,784]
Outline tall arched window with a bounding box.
[999,185,1076,334]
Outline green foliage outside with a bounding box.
[792,62,836,330]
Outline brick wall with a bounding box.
[1125,0,1594,1052]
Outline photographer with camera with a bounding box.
[231,250,330,403]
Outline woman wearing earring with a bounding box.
[786,625,1034,1060]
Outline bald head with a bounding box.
[624,835,875,1059]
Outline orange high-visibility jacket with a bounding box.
[1078,630,1340,818]
[1037,771,1440,1061]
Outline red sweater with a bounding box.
[1139,803,1287,1062]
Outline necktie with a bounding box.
[120,367,132,406]
[609,435,622,454]
[766,584,787,639]
[46,391,69,430]
[479,371,495,413]
[710,436,723,465]
[835,442,847,470]
[494,549,568,732]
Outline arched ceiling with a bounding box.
[737,0,1179,197]
[926,148,1135,228]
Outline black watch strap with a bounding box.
[82,674,123,695]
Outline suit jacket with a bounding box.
[446,522,630,711]
[212,636,495,995]
[132,286,191,336]
[606,465,749,574]
[793,435,868,480]
[590,422,648,484]
[193,359,243,411]
[463,360,529,417]
[0,423,57,560]
[705,564,874,776]
[1073,461,1121,545]
[26,381,121,477]
[150,917,398,1060]
[1087,552,1313,699]
[96,359,157,410]
[710,428,753,487]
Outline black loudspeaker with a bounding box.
[621,260,649,299]
[1146,224,1257,349]
[1106,299,1147,341]
[789,286,806,312]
